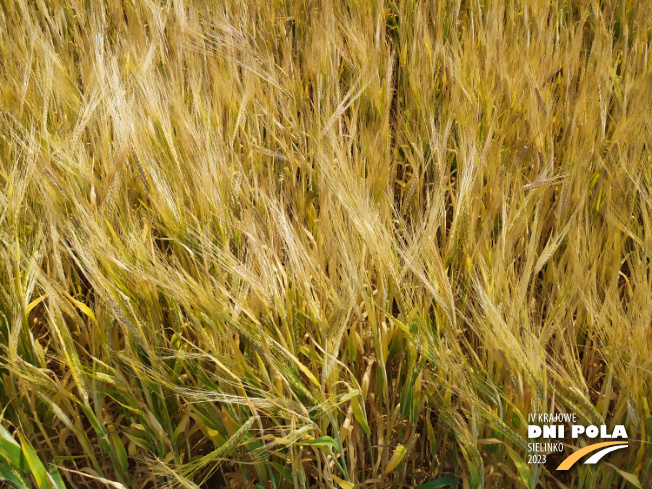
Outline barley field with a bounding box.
[0,0,651,488]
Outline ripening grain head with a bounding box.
[0,0,651,488]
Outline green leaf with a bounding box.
[301,436,340,451]
[109,432,128,474]
[416,476,458,489]
[38,395,103,477]
[0,425,26,470]
[16,432,49,489]
[505,445,531,488]
[605,463,641,489]
[48,464,66,489]
[270,462,292,482]
[0,461,31,489]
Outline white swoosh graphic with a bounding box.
[584,444,628,464]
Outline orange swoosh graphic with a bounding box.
[556,441,628,470]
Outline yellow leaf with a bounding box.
[384,444,407,474]
[351,396,370,435]
[331,474,355,489]
[297,361,321,389]
[26,294,48,315]
[63,292,96,322]
[604,464,641,489]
